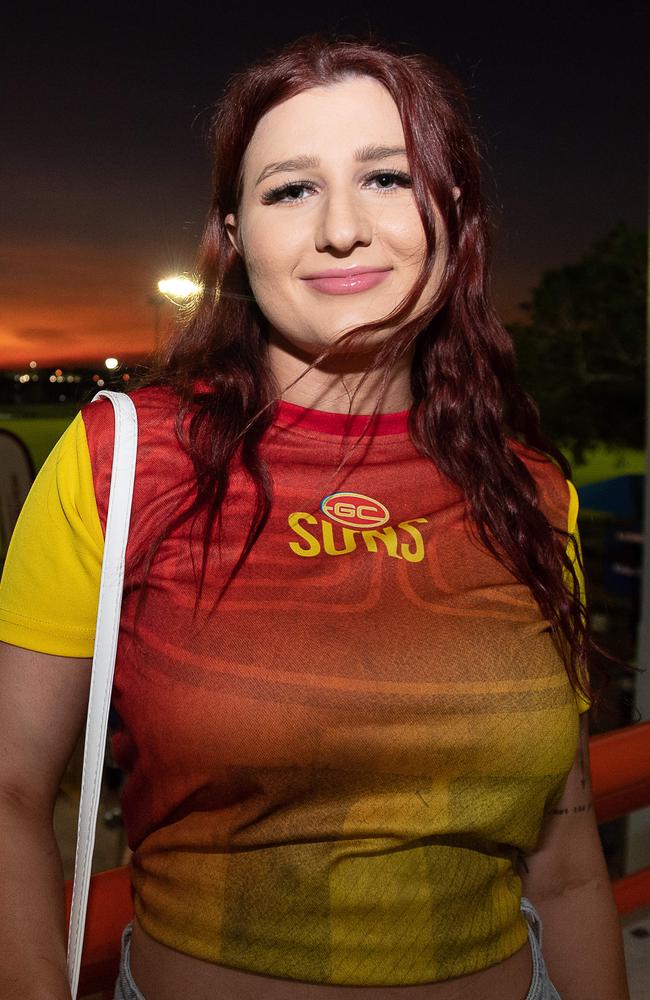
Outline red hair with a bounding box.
[124,31,634,723]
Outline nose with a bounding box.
[314,186,373,255]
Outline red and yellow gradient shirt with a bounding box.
[0,386,590,986]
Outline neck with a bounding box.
[267,328,414,415]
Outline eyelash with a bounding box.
[261,169,412,205]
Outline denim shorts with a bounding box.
[113,895,561,999]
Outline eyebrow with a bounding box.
[254,143,408,187]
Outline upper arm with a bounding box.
[0,410,104,657]
[519,712,608,899]
[0,641,92,816]
[0,411,103,815]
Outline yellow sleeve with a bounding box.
[564,480,591,714]
[0,412,104,657]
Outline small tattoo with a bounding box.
[549,803,592,816]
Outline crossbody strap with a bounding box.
[67,389,138,998]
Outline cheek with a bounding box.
[383,202,447,274]
[242,213,299,283]
[379,204,427,263]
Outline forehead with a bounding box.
[241,76,405,175]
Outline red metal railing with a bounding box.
[589,719,650,914]
[64,719,650,998]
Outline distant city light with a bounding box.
[5,366,124,398]
[157,275,203,302]
[29,361,37,368]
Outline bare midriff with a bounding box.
[129,913,535,1000]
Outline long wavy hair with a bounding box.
[120,31,634,724]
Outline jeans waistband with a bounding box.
[114,896,561,1000]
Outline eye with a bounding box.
[260,168,412,206]
[365,169,412,192]
[260,179,317,205]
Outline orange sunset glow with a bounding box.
[0,240,187,369]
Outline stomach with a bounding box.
[128,913,535,1000]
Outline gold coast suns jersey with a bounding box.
[0,385,590,986]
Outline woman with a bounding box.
[0,32,631,1000]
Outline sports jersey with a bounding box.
[0,385,590,986]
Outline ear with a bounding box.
[452,185,461,203]
[224,213,241,255]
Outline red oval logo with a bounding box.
[320,492,389,529]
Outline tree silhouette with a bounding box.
[509,221,646,463]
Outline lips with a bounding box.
[301,267,392,296]
[303,266,391,278]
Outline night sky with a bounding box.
[2,2,648,368]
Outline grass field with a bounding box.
[0,416,75,471]
[0,406,645,485]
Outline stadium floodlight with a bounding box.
[157,275,203,304]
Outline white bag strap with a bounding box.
[67,389,138,999]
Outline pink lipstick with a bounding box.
[301,266,391,295]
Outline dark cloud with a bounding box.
[18,327,74,343]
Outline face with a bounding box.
[225,75,459,369]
